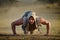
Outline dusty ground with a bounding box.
[0,33,60,40]
[0,35,60,40]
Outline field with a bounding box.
[0,1,60,40]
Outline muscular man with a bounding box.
[11,11,51,35]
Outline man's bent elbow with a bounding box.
[47,21,51,27]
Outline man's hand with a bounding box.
[44,34,49,36]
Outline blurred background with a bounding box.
[0,0,60,35]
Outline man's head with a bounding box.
[28,16,35,24]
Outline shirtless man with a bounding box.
[11,11,51,36]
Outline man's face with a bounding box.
[28,16,35,24]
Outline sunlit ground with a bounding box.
[0,2,60,36]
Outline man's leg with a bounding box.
[22,25,28,34]
[22,16,29,34]
[22,25,26,34]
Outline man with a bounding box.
[11,11,51,35]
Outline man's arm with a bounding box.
[11,18,23,35]
[12,18,23,25]
[39,17,51,35]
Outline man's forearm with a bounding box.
[46,23,49,35]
